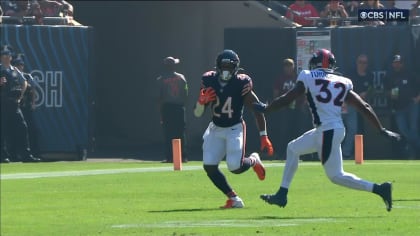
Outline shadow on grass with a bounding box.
[148,208,221,213]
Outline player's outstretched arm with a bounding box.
[345,90,401,141]
[245,90,267,133]
[254,81,305,113]
[245,91,274,156]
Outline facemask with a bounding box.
[220,70,232,81]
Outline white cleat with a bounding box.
[221,196,244,209]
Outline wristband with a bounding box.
[194,102,205,117]
[259,130,268,136]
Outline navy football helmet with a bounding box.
[216,49,240,81]
[309,49,336,70]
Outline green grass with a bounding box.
[1,160,420,235]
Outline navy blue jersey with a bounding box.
[201,71,253,127]
[0,65,26,101]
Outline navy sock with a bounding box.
[204,165,233,195]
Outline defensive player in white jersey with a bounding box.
[254,49,401,212]
[194,49,274,208]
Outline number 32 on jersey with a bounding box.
[315,79,346,106]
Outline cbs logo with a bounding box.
[360,11,368,20]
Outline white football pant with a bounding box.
[202,121,245,171]
[281,127,374,192]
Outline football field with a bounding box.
[1,160,420,235]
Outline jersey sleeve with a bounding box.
[297,70,311,92]
[237,73,253,96]
[346,78,354,91]
[201,71,215,89]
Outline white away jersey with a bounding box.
[297,69,353,130]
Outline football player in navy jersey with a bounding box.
[194,49,274,208]
[254,49,400,212]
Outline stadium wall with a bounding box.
[0,25,94,156]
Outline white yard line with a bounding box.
[0,166,201,180]
[393,205,420,209]
[111,218,337,228]
[1,161,418,180]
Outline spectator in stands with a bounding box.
[383,0,396,9]
[273,59,297,98]
[383,0,408,25]
[286,0,320,26]
[309,1,329,14]
[360,0,385,9]
[411,0,420,25]
[1,0,17,16]
[38,0,62,17]
[57,0,73,17]
[384,55,420,159]
[359,0,385,25]
[1,1,43,25]
[349,54,372,100]
[353,54,374,133]
[320,0,349,26]
[3,1,30,17]
[342,54,373,159]
[344,0,360,17]
[27,1,44,25]
[0,0,74,25]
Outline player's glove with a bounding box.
[260,135,274,156]
[253,101,268,113]
[380,128,401,142]
[198,87,216,105]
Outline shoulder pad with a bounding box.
[299,69,311,76]
[325,69,343,76]
[202,70,216,78]
[236,73,251,81]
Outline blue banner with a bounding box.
[1,25,94,152]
